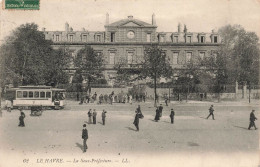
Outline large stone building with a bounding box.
[43,14,221,83]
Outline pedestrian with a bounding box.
[154,107,160,122]
[206,105,215,120]
[159,104,163,117]
[129,95,132,105]
[93,92,97,101]
[93,109,97,124]
[82,124,88,152]
[18,109,25,127]
[88,109,93,124]
[136,105,141,114]
[99,94,103,104]
[165,96,168,106]
[248,110,257,130]
[76,93,79,101]
[143,94,146,103]
[109,94,113,105]
[133,112,140,131]
[170,109,175,124]
[102,110,107,125]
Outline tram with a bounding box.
[5,85,66,110]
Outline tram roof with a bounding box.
[7,86,65,91]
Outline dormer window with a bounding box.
[213,36,218,43]
[69,35,74,42]
[96,35,101,42]
[160,36,165,42]
[55,35,60,42]
[200,36,205,43]
[111,32,115,42]
[186,36,192,43]
[147,33,151,42]
[174,36,178,43]
[82,34,87,42]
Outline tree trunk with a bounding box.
[88,77,91,95]
[154,76,157,107]
[249,84,251,103]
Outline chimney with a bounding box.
[128,15,133,19]
[69,27,73,32]
[184,24,187,33]
[42,27,46,32]
[177,23,182,33]
[152,13,156,25]
[106,13,109,25]
[82,28,86,31]
[65,22,69,32]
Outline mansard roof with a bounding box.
[105,16,157,28]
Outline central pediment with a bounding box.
[121,21,142,27]
[105,16,157,28]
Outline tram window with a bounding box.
[17,91,22,98]
[34,91,39,98]
[23,91,28,98]
[46,92,51,98]
[29,91,33,98]
[40,92,45,98]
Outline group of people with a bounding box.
[87,109,107,125]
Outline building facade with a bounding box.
[43,14,221,83]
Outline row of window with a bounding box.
[17,91,52,99]
[105,51,217,65]
[53,34,102,42]
[52,33,218,43]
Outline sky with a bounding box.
[1,0,260,42]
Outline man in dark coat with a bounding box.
[102,110,107,125]
[159,104,163,117]
[133,113,140,131]
[154,107,160,122]
[18,110,25,127]
[170,109,175,124]
[206,105,215,120]
[93,109,97,124]
[248,110,257,130]
[88,109,93,124]
[82,124,88,152]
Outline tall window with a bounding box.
[147,33,151,42]
[199,52,205,60]
[127,52,134,64]
[82,35,87,42]
[186,52,192,63]
[109,52,115,64]
[111,32,115,42]
[69,35,73,42]
[55,35,60,42]
[172,52,178,64]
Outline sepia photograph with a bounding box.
[0,0,260,166]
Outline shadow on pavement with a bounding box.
[199,116,207,120]
[148,119,156,122]
[233,125,248,130]
[125,127,136,131]
[98,122,103,125]
[75,142,83,151]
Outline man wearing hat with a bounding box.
[82,124,88,152]
[206,105,215,120]
[248,110,257,130]
[170,109,175,124]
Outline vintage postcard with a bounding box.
[0,0,260,167]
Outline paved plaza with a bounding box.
[0,100,259,167]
